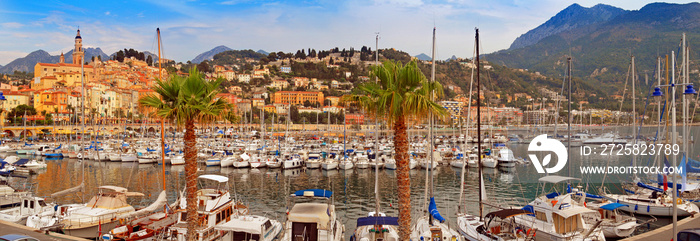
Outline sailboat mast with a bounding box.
[475,28,483,219]
[374,32,381,216]
[458,45,475,212]
[429,26,436,201]
[157,28,167,191]
[631,56,636,170]
[671,50,677,239]
[567,57,571,177]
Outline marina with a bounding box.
[0,124,698,240]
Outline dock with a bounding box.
[622,214,700,241]
[0,220,90,241]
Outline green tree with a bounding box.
[343,60,447,240]
[197,61,211,73]
[139,67,229,240]
[7,105,37,125]
[303,100,312,107]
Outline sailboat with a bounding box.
[101,28,177,241]
[410,27,463,241]
[350,33,400,241]
[602,53,700,217]
[456,28,534,241]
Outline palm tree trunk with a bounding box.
[394,114,410,241]
[184,119,198,241]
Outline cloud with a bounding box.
[105,11,110,15]
[0,51,29,66]
[1,22,24,29]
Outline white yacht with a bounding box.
[171,175,248,241]
[603,180,699,216]
[0,196,51,224]
[281,189,344,241]
[26,186,143,239]
[496,148,516,168]
[282,154,303,169]
[215,215,283,241]
[513,176,605,241]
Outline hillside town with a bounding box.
[0,29,636,129]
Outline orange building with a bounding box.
[273,91,324,106]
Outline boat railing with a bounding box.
[62,212,122,228]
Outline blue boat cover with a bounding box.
[14,159,29,165]
[522,205,535,216]
[600,203,628,211]
[293,189,333,198]
[429,197,446,223]
[637,182,663,193]
[54,144,62,150]
[545,192,559,199]
[356,216,399,227]
[571,190,603,199]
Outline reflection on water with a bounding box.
[5,125,698,239]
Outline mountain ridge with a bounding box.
[487,2,700,109]
[509,3,626,50]
[191,45,232,63]
[0,48,110,74]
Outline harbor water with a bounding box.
[3,125,700,240]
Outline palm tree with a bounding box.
[139,67,229,241]
[67,104,74,124]
[343,60,447,240]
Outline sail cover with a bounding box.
[429,197,445,223]
[356,216,399,227]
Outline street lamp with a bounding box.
[653,79,696,240]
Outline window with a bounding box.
[535,211,547,222]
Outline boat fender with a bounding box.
[119,218,125,225]
[647,206,650,213]
[583,202,586,207]
[677,198,683,205]
[634,204,638,211]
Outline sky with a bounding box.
[0,0,697,65]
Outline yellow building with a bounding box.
[2,91,30,111]
[263,105,276,114]
[33,89,68,117]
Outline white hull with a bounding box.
[283,160,303,169]
[205,159,221,166]
[306,161,322,169]
[339,161,353,170]
[232,161,250,168]
[321,161,337,170]
[171,156,185,165]
[604,194,700,216]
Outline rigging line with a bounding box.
[641,62,661,167]
[602,60,631,189]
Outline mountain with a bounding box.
[256,49,269,55]
[509,3,626,50]
[0,47,110,74]
[0,50,54,74]
[414,53,431,61]
[210,49,267,66]
[191,45,232,63]
[486,2,700,108]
